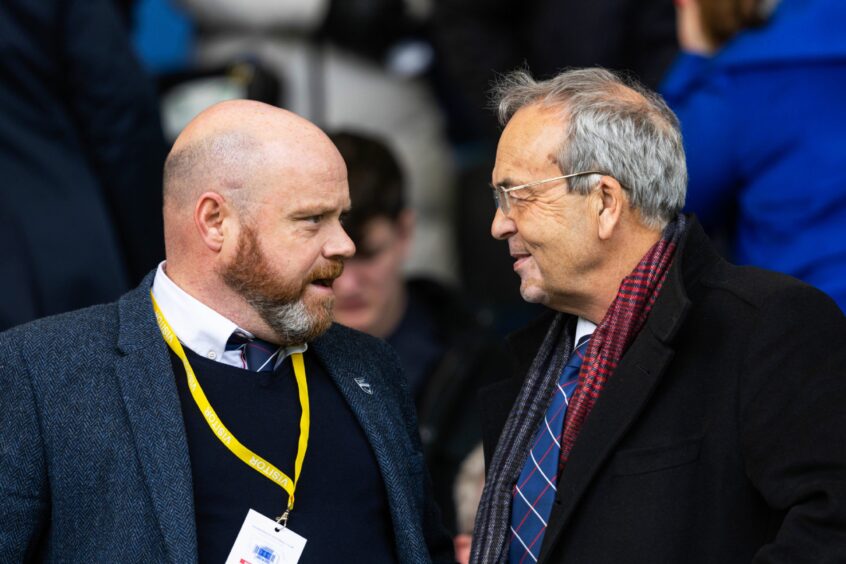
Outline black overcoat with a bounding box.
[481,219,846,562]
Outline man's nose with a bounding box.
[491,208,517,240]
[326,223,356,259]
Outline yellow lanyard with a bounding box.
[151,292,310,524]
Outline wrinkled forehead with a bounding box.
[493,104,568,184]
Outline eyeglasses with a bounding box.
[491,170,604,213]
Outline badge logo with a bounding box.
[354,377,373,394]
[252,545,278,563]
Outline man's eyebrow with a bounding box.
[491,177,516,189]
[289,203,337,217]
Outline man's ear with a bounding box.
[194,192,231,252]
[595,176,625,241]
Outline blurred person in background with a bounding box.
[452,444,485,564]
[331,131,509,537]
[0,0,167,331]
[433,0,679,141]
[662,0,846,311]
[172,0,458,283]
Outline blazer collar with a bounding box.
[116,272,198,563]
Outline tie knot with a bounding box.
[563,334,592,372]
[225,331,252,350]
[225,332,281,372]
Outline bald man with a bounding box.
[0,101,453,563]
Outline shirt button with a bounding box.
[207,351,217,359]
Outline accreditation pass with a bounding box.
[225,509,307,564]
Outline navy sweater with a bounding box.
[170,347,397,563]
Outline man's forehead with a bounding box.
[275,178,350,208]
[494,109,565,184]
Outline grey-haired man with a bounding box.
[471,68,846,564]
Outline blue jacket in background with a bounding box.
[661,0,846,311]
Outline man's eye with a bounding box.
[305,214,324,224]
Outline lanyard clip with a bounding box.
[275,510,290,529]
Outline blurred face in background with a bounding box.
[333,212,413,338]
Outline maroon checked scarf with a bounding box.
[470,215,687,564]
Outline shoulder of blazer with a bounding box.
[0,270,157,377]
[0,301,121,367]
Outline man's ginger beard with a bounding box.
[220,224,344,345]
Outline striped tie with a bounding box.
[508,334,591,563]
[225,333,281,372]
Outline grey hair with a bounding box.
[492,68,686,229]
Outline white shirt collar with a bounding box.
[151,262,307,369]
[575,317,597,347]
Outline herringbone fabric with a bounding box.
[508,335,590,563]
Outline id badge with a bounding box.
[225,509,307,564]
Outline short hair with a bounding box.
[492,68,687,229]
[330,131,405,247]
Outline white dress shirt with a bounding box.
[151,262,306,370]
[575,317,597,347]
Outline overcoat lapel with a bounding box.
[537,228,707,563]
[114,277,198,563]
[537,329,681,562]
[312,326,428,562]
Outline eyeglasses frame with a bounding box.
[492,170,605,213]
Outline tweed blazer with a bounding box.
[479,219,846,563]
[0,273,452,563]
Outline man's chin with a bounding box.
[519,281,549,305]
[305,298,336,334]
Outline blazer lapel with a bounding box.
[312,326,428,561]
[114,277,197,563]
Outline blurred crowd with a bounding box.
[2,0,845,560]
